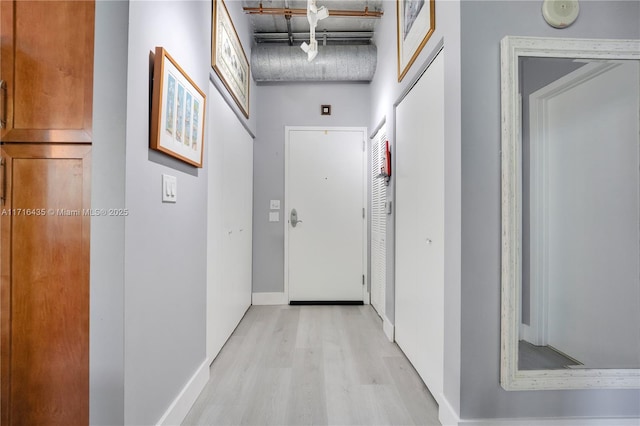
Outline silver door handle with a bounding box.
[290,208,303,227]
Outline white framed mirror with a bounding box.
[500,36,640,391]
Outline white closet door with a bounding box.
[395,50,445,402]
[371,125,387,317]
[207,86,253,362]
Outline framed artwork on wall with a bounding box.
[397,0,436,82]
[212,0,250,118]
[150,46,206,168]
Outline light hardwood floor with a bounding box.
[183,305,440,426]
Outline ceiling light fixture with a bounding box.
[300,0,329,61]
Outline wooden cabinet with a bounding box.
[1,144,91,425]
[0,1,95,143]
[0,1,94,424]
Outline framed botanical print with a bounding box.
[397,0,436,82]
[151,47,206,168]
[212,0,250,118]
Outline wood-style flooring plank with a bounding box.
[285,347,328,425]
[240,367,292,425]
[182,305,441,426]
[384,356,441,425]
[262,308,300,368]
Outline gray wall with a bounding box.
[124,1,210,423]
[252,82,370,294]
[91,1,129,424]
[369,0,462,416]
[91,1,257,423]
[460,0,640,419]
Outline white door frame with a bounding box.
[284,126,369,303]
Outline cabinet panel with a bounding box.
[0,1,94,143]
[1,144,91,426]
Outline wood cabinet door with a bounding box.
[0,144,91,426]
[0,1,95,143]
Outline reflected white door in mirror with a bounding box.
[500,36,640,391]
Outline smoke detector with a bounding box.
[542,0,579,28]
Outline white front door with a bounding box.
[286,127,366,302]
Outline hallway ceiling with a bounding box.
[243,0,384,82]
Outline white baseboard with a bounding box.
[252,292,287,305]
[434,393,639,426]
[458,417,640,425]
[382,313,394,342]
[156,359,209,426]
[520,323,535,344]
[439,394,461,426]
[519,323,527,340]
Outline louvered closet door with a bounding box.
[370,126,387,317]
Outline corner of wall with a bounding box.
[90,0,130,424]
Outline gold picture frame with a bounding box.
[397,0,436,82]
[212,0,250,118]
[151,47,206,168]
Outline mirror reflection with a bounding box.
[518,57,640,371]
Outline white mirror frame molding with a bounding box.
[500,36,640,391]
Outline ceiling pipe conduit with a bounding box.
[251,44,377,82]
[243,5,383,18]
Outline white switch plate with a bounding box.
[270,199,281,210]
[162,174,177,203]
[269,212,280,222]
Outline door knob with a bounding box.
[290,208,303,227]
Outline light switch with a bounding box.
[162,174,177,203]
[270,199,281,210]
[269,212,280,222]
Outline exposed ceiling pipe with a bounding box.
[251,44,377,82]
[254,31,373,44]
[243,5,383,18]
